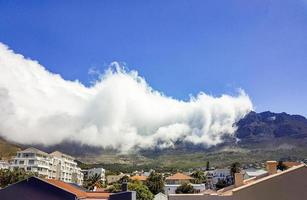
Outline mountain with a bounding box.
[0,111,307,170]
[236,111,307,148]
[0,137,21,159]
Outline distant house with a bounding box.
[165,172,194,185]
[164,172,206,195]
[205,168,232,189]
[107,174,127,184]
[169,161,307,200]
[130,175,147,182]
[0,176,136,200]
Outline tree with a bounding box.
[175,183,195,194]
[215,179,229,190]
[230,162,241,177]
[191,170,206,184]
[118,175,130,184]
[277,161,288,171]
[206,161,210,171]
[0,168,37,188]
[128,182,154,200]
[106,183,121,193]
[83,173,104,191]
[145,172,164,195]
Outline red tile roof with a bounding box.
[131,175,147,181]
[166,173,194,180]
[45,179,110,199]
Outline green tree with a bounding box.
[106,183,121,193]
[0,168,37,188]
[128,182,154,200]
[191,170,206,184]
[83,173,104,191]
[277,161,288,171]
[118,175,130,184]
[215,179,229,190]
[230,162,241,177]
[206,161,210,171]
[175,183,195,194]
[145,172,164,195]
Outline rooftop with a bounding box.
[131,175,147,181]
[46,179,111,199]
[166,173,194,180]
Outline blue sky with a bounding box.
[0,0,307,116]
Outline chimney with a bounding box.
[121,181,128,192]
[266,161,277,175]
[234,172,244,187]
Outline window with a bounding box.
[27,167,31,171]
[19,161,24,165]
[28,160,35,165]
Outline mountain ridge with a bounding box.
[1,111,307,169]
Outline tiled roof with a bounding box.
[131,175,147,181]
[46,179,110,199]
[166,173,194,180]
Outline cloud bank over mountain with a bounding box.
[0,43,253,152]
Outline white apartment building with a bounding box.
[10,147,83,185]
[84,167,106,183]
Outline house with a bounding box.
[154,192,167,200]
[165,172,194,184]
[84,167,106,183]
[165,172,206,195]
[10,147,83,185]
[0,176,136,200]
[169,161,307,200]
[107,174,127,184]
[205,168,232,189]
[130,175,147,182]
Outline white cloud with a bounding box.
[0,43,253,152]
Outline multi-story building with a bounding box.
[10,147,83,185]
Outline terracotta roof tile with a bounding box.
[45,179,111,199]
[131,175,147,181]
[166,173,194,180]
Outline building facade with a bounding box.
[10,147,83,185]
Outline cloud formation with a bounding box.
[0,43,253,152]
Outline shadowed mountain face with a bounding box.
[236,111,307,146]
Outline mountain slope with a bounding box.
[236,111,307,149]
[0,137,21,159]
